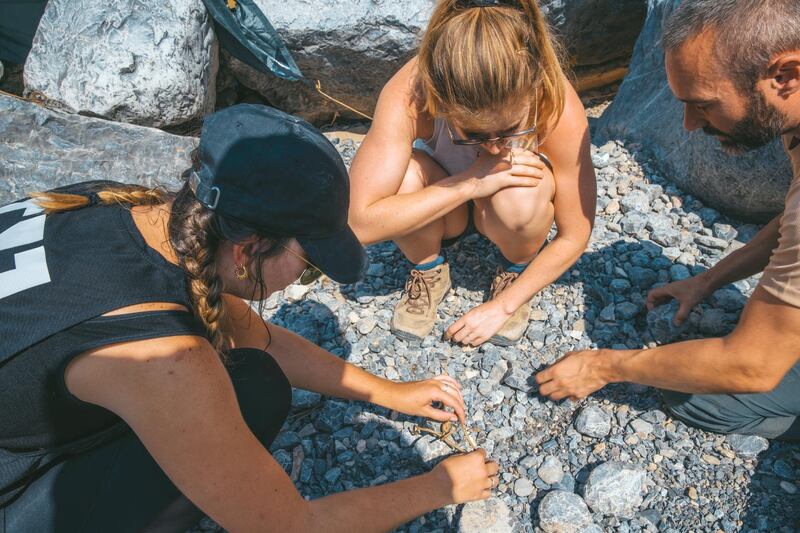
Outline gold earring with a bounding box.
[234,264,249,280]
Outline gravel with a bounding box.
[188,136,800,533]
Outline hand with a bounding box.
[467,148,548,199]
[646,274,714,325]
[430,449,499,504]
[444,300,512,347]
[535,349,617,401]
[386,375,466,423]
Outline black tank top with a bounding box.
[0,182,207,505]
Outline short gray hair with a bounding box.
[662,0,800,93]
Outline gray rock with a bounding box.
[458,497,513,533]
[538,490,593,533]
[538,456,565,485]
[713,223,738,242]
[595,0,792,221]
[726,434,769,459]
[616,302,641,320]
[292,389,322,409]
[583,462,647,518]
[620,190,650,213]
[629,267,657,290]
[710,288,747,312]
[699,308,730,336]
[575,405,612,438]
[621,211,648,234]
[514,478,535,498]
[356,317,377,335]
[629,418,654,437]
[502,365,535,393]
[232,0,647,124]
[24,0,217,127]
[647,301,688,344]
[0,95,194,204]
[669,264,691,282]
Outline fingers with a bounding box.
[645,285,672,309]
[674,302,692,325]
[443,319,465,341]
[432,375,462,391]
[432,388,466,423]
[486,461,499,476]
[509,164,546,179]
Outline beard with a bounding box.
[702,91,786,155]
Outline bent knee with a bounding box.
[397,150,450,194]
[480,174,555,233]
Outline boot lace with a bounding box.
[490,269,519,298]
[403,269,438,315]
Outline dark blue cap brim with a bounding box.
[297,224,368,285]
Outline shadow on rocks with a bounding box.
[270,298,352,360]
[340,235,512,304]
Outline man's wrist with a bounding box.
[596,348,631,384]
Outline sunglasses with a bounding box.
[281,245,325,285]
[447,123,538,146]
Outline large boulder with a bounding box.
[0,95,196,203]
[230,0,647,124]
[595,0,792,222]
[24,0,217,128]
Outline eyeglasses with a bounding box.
[447,122,537,146]
[281,245,325,285]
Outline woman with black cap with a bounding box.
[0,104,497,532]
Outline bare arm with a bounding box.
[66,336,494,533]
[494,84,596,313]
[537,287,800,399]
[695,214,781,292]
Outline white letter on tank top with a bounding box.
[0,200,50,299]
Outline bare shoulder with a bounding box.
[65,333,227,418]
[371,56,432,142]
[544,79,589,146]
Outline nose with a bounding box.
[683,103,707,132]
[481,140,506,155]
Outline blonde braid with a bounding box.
[29,184,168,214]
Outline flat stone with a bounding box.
[514,478,535,498]
[538,490,593,533]
[575,406,612,438]
[583,462,647,518]
[538,456,565,485]
[458,497,513,533]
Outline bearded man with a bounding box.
[536,0,800,440]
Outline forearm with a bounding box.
[495,235,586,313]
[699,215,781,290]
[353,175,474,245]
[267,324,396,406]
[604,338,767,394]
[307,472,447,533]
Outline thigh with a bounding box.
[662,360,800,440]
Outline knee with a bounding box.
[483,178,554,234]
[397,151,448,194]
[226,348,291,447]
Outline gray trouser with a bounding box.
[661,361,800,440]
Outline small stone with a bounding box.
[357,317,377,335]
[575,405,612,438]
[458,498,513,533]
[702,454,721,465]
[621,211,648,234]
[695,235,729,250]
[583,462,647,518]
[647,301,688,344]
[629,419,654,437]
[284,284,311,301]
[713,223,738,242]
[780,481,798,494]
[538,456,565,485]
[616,302,640,320]
[605,199,620,215]
[699,308,730,336]
[688,487,698,500]
[669,264,691,282]
[531,308,548,321]
[514,478,535,497]
[620,190,650,213]
[502,365,534,393]
[292,389,322,409]
[538,490,593,533]
[726,434,769,459]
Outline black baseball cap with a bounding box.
[190,104,368,284]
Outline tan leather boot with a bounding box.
[487,267,532,346]
[391,263,452,342]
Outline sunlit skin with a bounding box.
[61,201,500,533]
[349,58,596,346]
[535,29,800,403]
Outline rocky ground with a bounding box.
[190,134,800,532]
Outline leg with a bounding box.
[3,348,290,533]
[662,359,800,440]
[473,170,556,264]
[393,150,469,264]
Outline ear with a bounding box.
[771,52,800,97]
[230,236,260,266]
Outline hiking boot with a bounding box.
[487,267,532,346]
[391,263,452,342]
